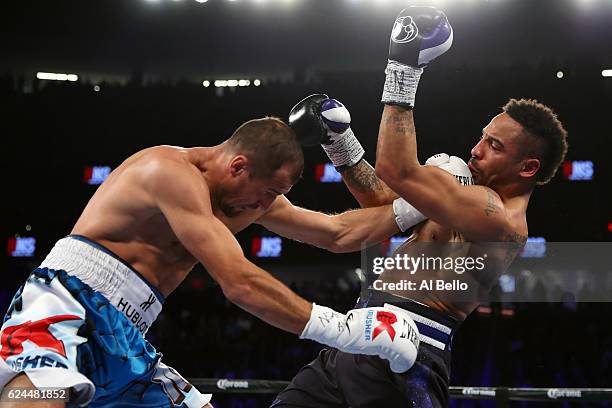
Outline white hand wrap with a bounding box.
[381,61,423,107]
[301,303,420,374]
[321,128,365,170]
[393,198,426,232]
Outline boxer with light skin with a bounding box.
[274,6,568,408]
[2,107,453,407]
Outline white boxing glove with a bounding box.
[392,153,473,232]
[300,303,420,373]
[425,153,473,186]
[393,198,427,232]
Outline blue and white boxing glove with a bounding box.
[301,303,420,373]
[289,94,364,171]
[319,98,365,171]
[382,6,453,108]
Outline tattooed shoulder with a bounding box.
[483,187,502,217]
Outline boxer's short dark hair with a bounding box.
[228,117,304,183]
[504,98,568,185]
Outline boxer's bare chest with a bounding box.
[73,175,265,296]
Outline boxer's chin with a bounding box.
[473,174,485,185]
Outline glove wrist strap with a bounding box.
[300,303,344,347]
[381,61,423,108]
[393,198,427,232]
[321,128,365,171]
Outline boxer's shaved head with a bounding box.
[227,117,304,184]
[503,98,568,185]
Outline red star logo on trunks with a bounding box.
[0,314,81,360]
[372,311,397,342]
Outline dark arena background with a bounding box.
[2,0,612,406]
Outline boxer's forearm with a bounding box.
[258,198,398,254]
[223,263,312,334]
[331,205,399,252]
[376,106,420,188]
[341,160,399,207]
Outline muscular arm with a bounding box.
[375,106,510,240]
[257,195,399,253]
[148,160,311,334]
[341,160,399,207]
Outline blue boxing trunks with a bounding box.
[0,235,212,407]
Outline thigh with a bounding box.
[0,374,65,408]
[272,349,346,408]
[336,351,448,408]
[335,352,409,408]
[92,359,212,408]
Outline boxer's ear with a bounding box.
[229,155,249,177]
[519,158,540,179]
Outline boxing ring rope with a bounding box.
[189,379,612,403]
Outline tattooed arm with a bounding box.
[341,160,399,208]
[375,106,516,241]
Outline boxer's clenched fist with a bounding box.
[382,6,453,108]
[300,304,420,373]
[425,153,473,186]
[289,94,364,171]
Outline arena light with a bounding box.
[602,69,612,77]
[520,237,547,258]
[251,237,282,257]
[202,80,210,87]
[316,163,342,183]
[498,274,516,293]
[7,236,37,257]
[84,166,112,185]
[213,79,254,88]
[36,72,79,82]
[556,71,564,79]
[253,79,261,86]
[195,0,208,3]
[93,85,101,92]
[562,160,594,181]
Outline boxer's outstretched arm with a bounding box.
[375,106,512,241]
[147,160,311,334]
[341,159,399,207]
[257,195,399,253]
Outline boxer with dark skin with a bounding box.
[273,7,569,408]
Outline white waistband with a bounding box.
[39,236,163,335]
[384,303,452,351]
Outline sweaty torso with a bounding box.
[71,146,265,296]
[382,213,526,321]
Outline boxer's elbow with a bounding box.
[376,162,418,193]
[322,217,355,254]
[221,278,255,306]
[216,260,255,305]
